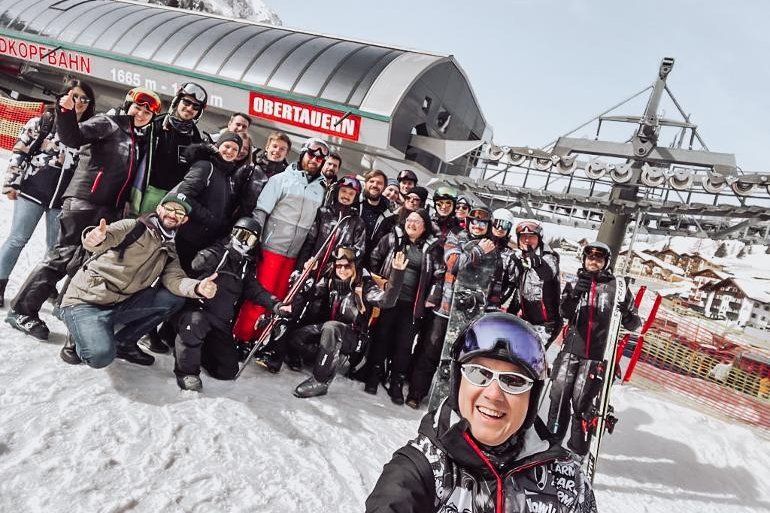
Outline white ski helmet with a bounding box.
[492,208,515,234]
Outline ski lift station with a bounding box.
[0,0,489,180]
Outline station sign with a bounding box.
[249,91,361,142]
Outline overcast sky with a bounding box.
[275,0,770,171]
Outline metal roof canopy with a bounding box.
[0,0,489,173]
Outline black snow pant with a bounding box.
[175,310,239,380]
[10,199,120,316]
[368,301,417,381]
[289,320,362,382]
[408,313,448,403]
[547,351,603,455]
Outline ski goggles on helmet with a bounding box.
[178,82,208,104]
[460,363,534,395]
[468,208,491,221]
[305,141,329,158]
[337,175,361,193]
[492,219,513,232]
[127,88,162,115]
[515,220,541,235]
[455,314,547,380]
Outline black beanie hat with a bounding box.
[409,186,429,205]
[217,131,243,150]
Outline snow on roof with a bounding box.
[692,268,733,280]
[732,278,770,304]
[631,250,687,276]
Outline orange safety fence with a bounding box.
[622,295,770,432]
[0,96,46,150]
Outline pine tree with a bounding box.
[715,243,728,258]
[737,246,748,259]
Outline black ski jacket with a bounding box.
[561,269,641,360]
[297,267,405,334]
[173,144,243,253]
[369,226,445,320]
[365,402,597,513]
[360,197,393,263]
[57,107,142,209]
[188,240,278,332]
[232,150,288,217]
[295,202,367,273]
[3,110,81,209]
[512,244,562,336]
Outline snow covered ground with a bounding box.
[1,155,769,511]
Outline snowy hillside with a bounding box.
[133,0,282,25]
[1,149,769,511]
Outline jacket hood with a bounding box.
[419,400,562,477]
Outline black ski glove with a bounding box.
[524,249,542,269]
[574,272,592,296]
[272,302,291,318]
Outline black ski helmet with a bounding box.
[582,241,612,270]
[449,313,547,431]
[432,186,457,216]
[229,216,261,256]
[299,137,330,171]
[397,169,418,184]
[169,82,208,122]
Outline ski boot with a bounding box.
[293,376,330,398]
[176,374,202,392]
[5,310,50,340]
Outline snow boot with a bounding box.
[116,341,155,366]
[0,279,7,308]
[389,374,405,405]
[143,327,169,354]
[254,349,282,374]
[59,334,82,365]
[5,310,50,340]
[176,374,202,392]
[293,376,330,398]
[364,365,381,395]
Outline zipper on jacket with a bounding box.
[90,169,104,193]
[116,129,136,208]
[49,162,67,209]
[586,279,597,358]
[462,432,504,513]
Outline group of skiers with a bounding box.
[0,78,641,478]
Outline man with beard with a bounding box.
[359,170,393,262]
[232,137,329,343]
[258,176,368,373]
[321,151,342,204]
[128,82,208,216]
[57,193,217,369]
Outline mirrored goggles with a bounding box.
[460,363,534,395]
[231,227,259,249]
[307,143,329,158]
[179,83,207,103]
[133,92,162,114]
[493,219,512,232]
[469,218,489,227]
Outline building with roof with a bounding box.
[701,277,770,329]
[618,249,687,282]
[0,0,489,179]
[650,247,722,276]
[688,267,734,310]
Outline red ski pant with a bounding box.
[233,249,296,342]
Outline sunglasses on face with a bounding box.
[180,98,202,111]
[460,363,534,395]
[435,200,454,209]
[405,196,422,203]
[335,263,352,271]
[73,94,91,105]
[585,251,606,261]
[469,219,489,227]
[456,204,470,210]
[161,204,187,219]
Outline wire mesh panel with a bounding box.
[0,96,46,150]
